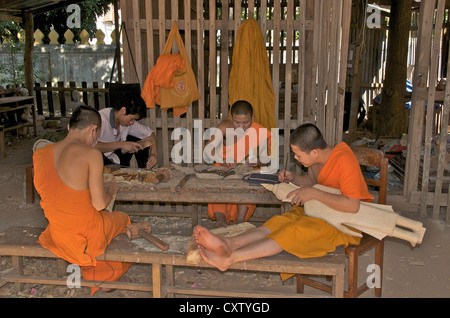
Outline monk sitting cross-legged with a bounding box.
[33,105,132,295]
[205,100,271,227]
[195,123,373,275]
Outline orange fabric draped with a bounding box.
[228,19,275,130]
[141,53,188,117]
[208,122,271,224]
[33,144,131,295]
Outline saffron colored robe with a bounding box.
[33,144,131,295]
[263,142,373,279]
[228,19,275,130]
[141,53,188,117]
[208,122,271,224]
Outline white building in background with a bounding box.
[90,4,120,45]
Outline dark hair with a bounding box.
[114,92,147,119]
[230,100,253,117]
[69,105,101,130]
[290,123,328,153]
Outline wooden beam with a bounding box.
[0,13,22,23]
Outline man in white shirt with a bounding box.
[96,92,158,169]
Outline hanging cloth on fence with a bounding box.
[228,19,275,130]
[141,21,200,117]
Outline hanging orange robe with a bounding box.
[228,19,275,130]
[264,142,373,279]
[33,144,131,295]
[208,122,271,224]
[141,53,188,117]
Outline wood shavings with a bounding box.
[104,169,157,185]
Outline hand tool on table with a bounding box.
[152,166,172,184]
[175,173,195,192]
[194,167,235,178]
[125,222,169,251]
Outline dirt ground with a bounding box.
[0,128,449,299]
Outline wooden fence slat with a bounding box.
[272,1,281,128]
[57,81,65,116]
[46,82,54,117]
[34,82,43,115]
[421,0,445,217]
[209,0,217,126]
[284,0,294,163]
[158,0,170,167]
[405,0,436,202]
[81,82,88,105]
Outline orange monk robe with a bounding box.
[208,122,271,224]
[33,144,131,295]
[228,19,275,130]
[263,142,373,280]
[141,53,188,117]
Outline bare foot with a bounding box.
[198,245,231,271]
[193,225,231,257]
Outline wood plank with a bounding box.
[405,0,436,200]
[421,0,445,217]
[209,0,217,127]
[284,0,294,161]
[185,0,194,166]
[335,0,352,143]
[272,1,280,127]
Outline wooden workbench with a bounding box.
[115,168,281,205]
[114,167,283,225]
[0,96,37,157]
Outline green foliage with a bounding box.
[0,42,45,87]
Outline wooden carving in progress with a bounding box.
[262,183,426,247]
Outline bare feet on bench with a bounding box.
[198,245,232,271]
[193,225,231,257]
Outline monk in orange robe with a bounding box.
[206,100,271,227]
[194,123,373,274]
[33,105,131,295]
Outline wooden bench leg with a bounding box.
[191,205,201,228]
[346,248,358,298]
[375,240,384,297]
[0,127,6,158]
[152,263,162,298]
[334,268,345,298]
[165,265,174,298]
[296,274,305,293]
[11,256,24,292]
[25,165,35,204]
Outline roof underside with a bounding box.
[0,0,85,18]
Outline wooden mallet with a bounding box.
[125,222,169,251]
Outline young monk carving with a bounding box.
[33,105,131,295]
[206,100,271,227]
[194,123,373,271]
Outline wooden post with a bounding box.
[405,0,436,201]
[23,11,34,97]
[114,0,122,83]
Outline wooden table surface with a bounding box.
[115,167,282,206]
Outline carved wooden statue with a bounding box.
[262,183,426,247]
